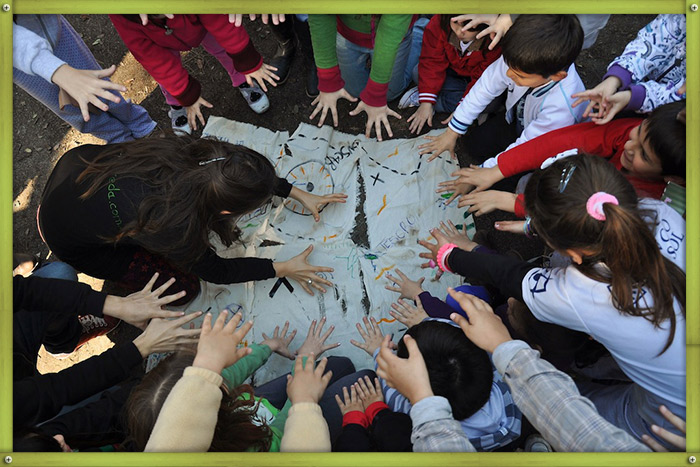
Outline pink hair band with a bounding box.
[586,192,619,221]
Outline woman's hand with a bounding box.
[418,128,459,162]
[261,321,297,359]
[289,186,348,222]
[295,317,340,358]
[51,64,126,122]
[641,405,686,451]
[350,316,386,356]
[349,101,402,142]
[132,311,203,358]
[245,63,280,93]
[185,96,214,131]
[407,102,435,134]
[273,245,334,295]
[192,310,254,374]
[384,268,425,300]
[335,383,364,415]
[389,297,428,328]
[459,190,518,215]
[103,272,187,329]
[310,89,358,127]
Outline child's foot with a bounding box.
[398,86,420,109]
[168,106,191,135]
[238,82,270,114]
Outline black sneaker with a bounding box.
[306,67,319,98]
[270,39,296,85]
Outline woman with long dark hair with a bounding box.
[39,134,347,303]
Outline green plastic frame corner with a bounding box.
[1,1,697,465]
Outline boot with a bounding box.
[269,19,296,84]
[293,18,319,97]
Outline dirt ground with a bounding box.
[12,14,654,372]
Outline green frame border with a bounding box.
[1,1,696,465]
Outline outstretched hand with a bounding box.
[245,63,280,93]
[287,355,333,404]
[310,89,358,127]
[274,245,334,295]
[103,272,188,329]
[418,129,459,162]
[450,165,504,194]
[350,316,387,356]
[192,310,254,374]
[185,96,213,131]
[296,317,340,358]
[132,311,203,358]
[261,321,297,359]
[459,190,517,215]
[349,101,402,142]
[389,297,429,328]
[289,186,348,222]
[384,268,425,300]
[51,64,126,122]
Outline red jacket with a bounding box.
[109,14,262,106]
[417,15,501,105]
[496,119,667,217]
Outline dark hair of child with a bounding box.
[124,352,272,452]
[77,134,278,269]
[524,153,685,354]
[397,321,493,420]
[644,100,686,177]
[500,14,583,78]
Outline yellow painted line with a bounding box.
[377,194,387,216]
[375,264,395,281]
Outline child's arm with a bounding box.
[415,16,451,108]
[220,343,273,388]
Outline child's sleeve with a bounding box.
[220,343,272,388]
[109,15,199,107]
[280,403,331,452]
[417,291,454,320]
[12,21,65,83]
[461,46,503,96]
[416,16,450,104]
[361,14,414,107]
[448,56,510,135]
[198,15,263,74]
[308,15,345,94]
[189,248,277,284]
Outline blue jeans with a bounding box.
[335,29,413,101]
[410,64,470,114]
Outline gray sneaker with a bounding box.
[398,86,420,109]
[238,82,270,114]
[168,106,191,135]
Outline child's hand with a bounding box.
[334,383,364,415]
[589,90,631,125]
[436,178,474,206]
[103,272,187,329]
[376,335,433,405]
[138,14,174,26]
[494,219,527,235]
[273,245,334,295]
[192,310,254,374]
[451,164,504,193]
[407,102,435,134]
[245,63,280,93]
[51,64,126,122]
[349,101,402,142]
[350,316,386,356]
[185,96,214,131]
[437,219,478,252]
[132,311,203,358]
[448,289,512,354]
[286,355,333,404]
[417,227,449,268]
[571,76,621,119]
[460,190,518,215]
[310,89,358,127]
[228,14,285,26]
[641,405,686,451]
[355,375,384,406]
[390,297,428,328]
[289,186,348,222]
[295,317,340,358]
[418,129,459,162]
[261,321,297,359]
[384,268,425,300]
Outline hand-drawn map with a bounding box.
[174,116,475,384]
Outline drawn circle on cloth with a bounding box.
[284,160,335,216]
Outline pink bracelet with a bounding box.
[436,243,458,273]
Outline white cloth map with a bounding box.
[177,116,475,385]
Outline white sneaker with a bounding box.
[238,82,270,114]
[168,106,191,135]
[398,86,420,109]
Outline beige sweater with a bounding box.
[144,366,331,452]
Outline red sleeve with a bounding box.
[497,118,643,178]
[417,16,450,103]
[198,15,262,74]
[462,45,502,95]
[109,14,200,106]
[514,194,527,218]
[342,410,369,428]
[365,401,390,423]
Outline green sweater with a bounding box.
[221,343,291,452]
